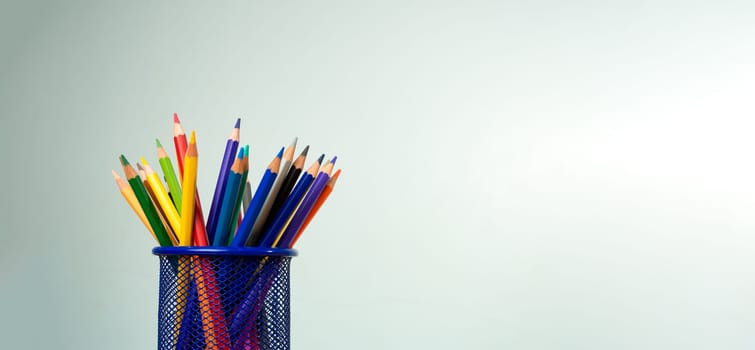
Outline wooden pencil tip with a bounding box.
[140,156,149,166]
[244,144,250,156]
[277,147,284,158]
[301,145,310,157]
[155,138,162,148]
[234,118,241,129]
[290,137,298,147]
[111,169,120,179]
[190,130,196,143]
[237,148,245,159]
[173,113,180,123]
[330,155,337,165]
[119,154,130,166]
[329,169,342,186]
[317,154,325,164]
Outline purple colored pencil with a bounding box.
[277,156,336,248]
[205,118,240,244]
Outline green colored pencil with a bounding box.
[156,139,182,211]
[120,155,173,246]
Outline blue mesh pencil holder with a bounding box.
[153,247,298,350]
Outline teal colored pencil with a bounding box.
[212,148,245,246]
[228,145,250,245]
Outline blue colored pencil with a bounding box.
[232,148,283,247]
[258,154,324,247]
[277,156,336,248]
[205,118,240,244]
[212,147,245,246]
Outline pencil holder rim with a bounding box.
[152,246,298,257]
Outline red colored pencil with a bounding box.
[173,113,188,174]
[173,113,209,246]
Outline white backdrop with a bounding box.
[1,1,754,349]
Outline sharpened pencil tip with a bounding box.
[190,131,196,143]
[330,156,337,164]
[301,145,310,156]
[111,169,119,179]
[119,154,130,166]
[155,139,162,148]
[291,137,298,147]
[329,169,342,185]
[277,147,284,158]
[234,118,241,129]
[317,154,325,164]
[173,113,180,123]
[237,148,245,159]
[140,157,149,166]
[244,144,250,157]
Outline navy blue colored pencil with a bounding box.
[277,156,336,248]
[261,145,308,232]
[258,154,323,247]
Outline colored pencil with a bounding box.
[261,145,308,233]
[291,169,341,247]
[206,119,240,244]
[156,139,182,211]
[175,130,230,349]
[179,131,198,246]
[138,164,179,246]
[277,157,335,248]
[232,148,282,247]
[173,114,209,246]
[258,154,322,248]
[242,180,252,213]
[173,113,188,173]
[120,155,173,246]
[228,145,250,243]
[212,148,244,246]
[173,256,191,347]
[141,158,182,236]
[191,257,230,349]
[112,170,157,241]
[251,138,297,243]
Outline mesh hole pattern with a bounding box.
[157,255,291,350]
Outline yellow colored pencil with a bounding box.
[179,131,198,246]
[141,157,182,235]
[112,170,157,242]
[174,132,198,346]
[139,164,178,246]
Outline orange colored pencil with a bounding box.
[290,169,341,247]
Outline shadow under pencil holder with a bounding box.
[153,247,298,350]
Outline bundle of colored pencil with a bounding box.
[112,113,342,249]
[113,114,342,349]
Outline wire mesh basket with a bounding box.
[153,247,297,350]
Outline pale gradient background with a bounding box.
[1,1,755,349]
